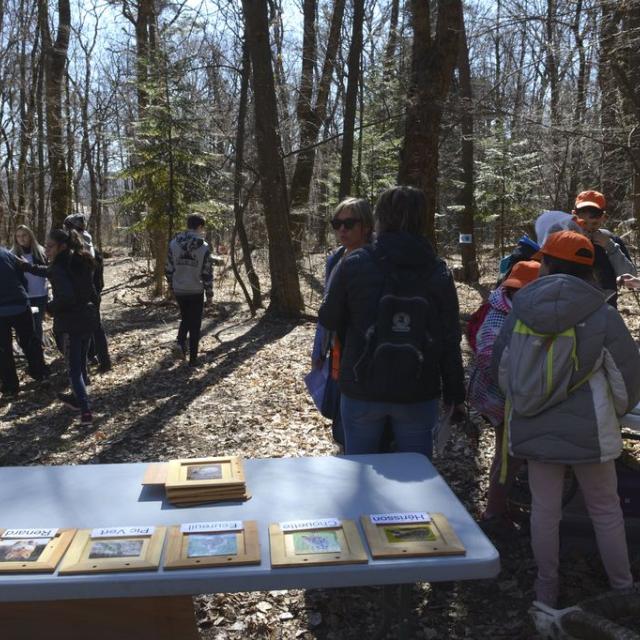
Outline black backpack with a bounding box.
[354,248,441,402]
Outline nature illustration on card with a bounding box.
[187,533,238,558]
[187,464,223,481]
[292,530,341,555]
[383,525,437,544]
[88,539,144,559]
[0,538,49,562]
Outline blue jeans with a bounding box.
[63,333,91,413]
[341,395,439,459]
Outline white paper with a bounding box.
[180,521,243,534]
[2,528,58,539]
[30,306,40,315]
[369,513,431,526]
[459,234,473,244]
[433,405,454,457]
[280,518,341,531]
[91,526,155,539]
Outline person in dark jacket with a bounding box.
[64,214,111,372]
[0,246,47,399]
[21,229,99,425]
[572,190,636,307]
[318,186,466,458]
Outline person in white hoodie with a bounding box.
[165,214,213,366]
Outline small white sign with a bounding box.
[280,518,341,531]
[459,234,473,244]
[370,512,431,526]
[91,526,155,539]
[180,521,243,534]
[2,528,58,539]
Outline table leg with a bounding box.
[0,595,199,640]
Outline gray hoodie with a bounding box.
[492,274,640,464]
[165,231,213,297]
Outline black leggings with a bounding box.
[176,293,204,362]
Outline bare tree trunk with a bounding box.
[338,0,365,200]
[242,0,304,316]
[383,0,400,79]
[398,0,462,244]
[38,0,72,229]
[457,11,479,283]
[233,39,262,313]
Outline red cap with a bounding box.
[534,230,595,266]
[575,190,606,212]
[502,260,541,289]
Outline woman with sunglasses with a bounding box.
[311,198,373,446]
[19,228,99,425]
[318,186,466,458]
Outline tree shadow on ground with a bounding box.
[0,315,296,466]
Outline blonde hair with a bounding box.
[13,225,46,263]
[333,197,374,240]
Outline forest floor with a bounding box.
[1,248,639,639]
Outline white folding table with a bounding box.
[0,453,499,639]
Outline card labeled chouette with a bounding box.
[58,525,166,575]
[269,518,367,568]
[0,528,76,573]
[164,520,261,569]
[361,512,466,559]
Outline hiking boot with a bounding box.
[57,392,80,410]
[98,361,112,373]
[172,341,186,361]
[79,411,93,425]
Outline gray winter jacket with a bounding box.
[165,231,213,297]
[491,274,640,464]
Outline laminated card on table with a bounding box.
[269,519,367,568]
[361,512,466,559]
[0,528,76,574]
[164,520,260,569]
[58,526,166,575]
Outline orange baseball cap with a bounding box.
[534,230,595,266]
[575,190,606,211]
[502,260,541,289]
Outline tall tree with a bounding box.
[242,0,303,316]
[338,0,365,200]
[38,0,72,228]
[398,0,463,243]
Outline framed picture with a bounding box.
[58,527,166,575]
[0,528,76,574]
[165,456,245,490]
[269,519,367,568]
[164,521,260,569]
[361,512,466,559]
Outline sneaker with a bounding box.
[79,411,93,425]
[172,342,186,361]
[57,392,80,409]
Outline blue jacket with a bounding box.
[0,247,29,317]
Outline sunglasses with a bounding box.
[330,217,361,230]
[576,207,604,220]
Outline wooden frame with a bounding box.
[0,528,76,574]
[165,456,245,491]
[269,521,367,568]
[360,513,465,559]
[58,528,166,575]
[164,521,260,569]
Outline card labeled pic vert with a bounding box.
[164,520,260,569]
[360,512,465,559]
[269,518,367,568]
[58,526,166,575]
[0,528,76,574]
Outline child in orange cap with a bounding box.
[492,231,640,606]
[468,260,540,532]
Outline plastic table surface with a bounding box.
[0,453,500,603]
